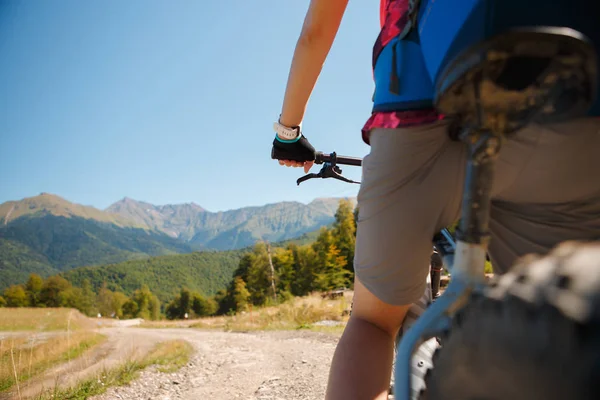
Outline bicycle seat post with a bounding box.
[452,128,501,282]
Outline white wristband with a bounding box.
[273,121,300,140]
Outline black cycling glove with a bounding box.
[271,134,316,162]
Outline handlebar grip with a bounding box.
[315,152,362,166]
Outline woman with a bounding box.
[272,1,443,398]
[271,1,600,399]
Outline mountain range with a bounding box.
[105,196,353,249]
[0,193,355,290]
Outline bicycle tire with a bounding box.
[420,241,600,400]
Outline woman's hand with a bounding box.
[278,159,314,174]
[271,133,316,174]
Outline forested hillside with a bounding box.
[1,199,359,322]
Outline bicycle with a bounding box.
[289,19,600,399]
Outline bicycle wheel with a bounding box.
[420,241,600,400]
[390,265,440,399]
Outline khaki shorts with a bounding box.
[355,117,600,305]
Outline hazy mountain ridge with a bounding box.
[106,196,356,250]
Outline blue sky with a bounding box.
[0,1,379,212]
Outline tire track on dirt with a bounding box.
[91,329,339,400]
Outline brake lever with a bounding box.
[296,163,360,185]
[296,173,320,185]
[325,165,360,184]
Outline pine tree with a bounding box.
[273,247,295,297]
[245,243,272,306]
[332,199,356,276]
[313,228,350,291]
[290,244,318,296]
[232,277,251,312]
[179,288,192,316]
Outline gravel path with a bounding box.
[90,329,339,400]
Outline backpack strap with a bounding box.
[397,0,422,41]
[388,0,423,95]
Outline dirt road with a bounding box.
[8,327,340,400]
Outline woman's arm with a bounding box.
[279,0,349,128]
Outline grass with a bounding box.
[190,292,351,334]
[36,340,193,400]
[0,331,106,393]
[137,320,193,329]
[0,308,94,331]
[142,339,193,373]
[136,292,351,334]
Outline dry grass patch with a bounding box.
[191,292,351,333]
[0,331,106,393]
[137,320,196,329]
[0,308,94,331]
[142,340,193,373]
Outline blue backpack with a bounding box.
[373,0,600,116]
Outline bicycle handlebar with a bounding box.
[315,151,362,167]
[295,151,362,186]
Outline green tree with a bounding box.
[192,294,217,317]
[332,199,356,275]
[97,283,115,317]
[25,273,44,307]
[4,285,29,307]
[232,277,250,312]
[78,279,96,316]
[273,247,295,297]
[165,288,193,319]
[148,294,161,320]
[290,244,318,296]
[58,287,84,309]
[233,253,253,283]
[111,292,129,318]
[245,243,273,306]
[214,288,233,315]
[313,228,349,291]
[0,296,6,307]
[131,285,160,320]
[122,299,139,318]
[179,288,192,316]
[40,276,72,307]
